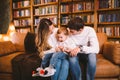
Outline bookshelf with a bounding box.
[59,0,94,27]
[33,0,59,33]
[11,0,120,42]
[96,0,120,42]
[12,0,32,33]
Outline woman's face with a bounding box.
[49,24,54,34]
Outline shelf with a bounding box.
[15,25,31,28]
[60,1,72,4]
[34,13,57,17]
[13,16,31,19]
[13,6,31,10]
[61,23,94,26]
[98,22,120,25]
[72,0,94,2]
[33,2,58,7]
[72,10,94,14]
[97,8,120,12]
[60,12,72,15]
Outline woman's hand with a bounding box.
[69,47,80,57]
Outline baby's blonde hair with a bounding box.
[56,27,69,35]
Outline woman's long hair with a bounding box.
[36,18,52,56]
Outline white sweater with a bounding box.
[44,27,99,54]
[70,26,100,54]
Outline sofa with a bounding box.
[0,32,120,80]
[0,32,27,80]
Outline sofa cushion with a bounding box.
[95,54,119,78]
[103,42,120,65]
[0,52,24,73]
[96,33,107,54]
[0,41,16,56]
[11,32,27,51]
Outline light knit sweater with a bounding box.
[44,26,99,54]
[44,28,76,54]
[70,26,99,54]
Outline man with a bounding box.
[67,17,99,80]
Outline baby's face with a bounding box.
[57,33,67,42]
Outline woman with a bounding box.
[35,18,69,80]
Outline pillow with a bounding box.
[0,41,16,56]
[103,42,120,65]
[24,32,37,53]
[11,32,27,51]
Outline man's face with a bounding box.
[69,29,83,35]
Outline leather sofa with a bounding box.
[0,32,27,80]
[0,32,120,80]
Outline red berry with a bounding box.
[40,70,45,74]
[32,71,35,74]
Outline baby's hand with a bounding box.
[55,47,61,52]
[64,47,71,53]
[58,46,64,50]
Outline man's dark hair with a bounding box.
[67,17,84,31]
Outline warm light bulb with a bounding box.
[10,32,15,36]
[3,36,10,41]
[9,24,15,31]
[0,34,2,39]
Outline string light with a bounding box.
[0,21,16,41]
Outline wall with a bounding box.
[0,0,10,34]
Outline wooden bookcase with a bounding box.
[33,0,58,33]
[96,0,120,42]
[12,0,32,33]
[11,0,120,42]
[59,0,94,27]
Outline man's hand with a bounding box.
[69,47,80,57]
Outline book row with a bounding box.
[34,17,57,26]
[61,2,94,13]
[97,26,120,37]
[99,13,120,23]
[16,28,30,33]
[61,15,94,25]
[13,9,30,18]
[13,0,30,9]
[14,19,31,27]
[34,5,57,15]
[99,0,120,9]
[34,0,58,5]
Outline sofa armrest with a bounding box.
[0,41,16,57]
[103,42,120,65]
